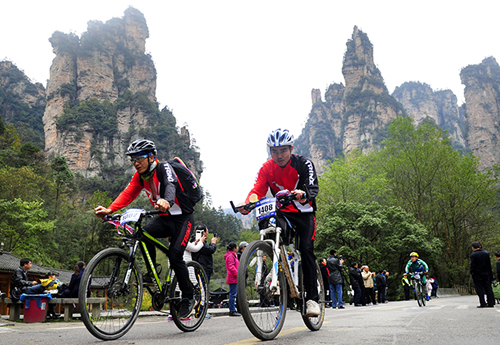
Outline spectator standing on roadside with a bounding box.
[237,241,247,261]
[429,276,438,298]
[349,262,362,306]
[192,224,217,319]
[361,265,377,305]
[319,258,331,305]
[225,242,240,316]
[401,273,411,300]
[376,270,387,304]
[326,250,344,309]
[470,241,494,308]
[192,225,217,284]
[359,265,367,306]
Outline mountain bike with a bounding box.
[230,190,326,340]
[410,272,426,307]
[78,209,208,340]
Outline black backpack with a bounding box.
[141,157,203,206]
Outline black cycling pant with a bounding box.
[144,213,194,299]
[277,212,318,302]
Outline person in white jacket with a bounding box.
[169,232,207,320]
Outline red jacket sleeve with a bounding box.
[245,160,272,203]
[108,173,144,212]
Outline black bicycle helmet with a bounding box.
[126,139,157,156]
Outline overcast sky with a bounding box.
[2,1,500,209]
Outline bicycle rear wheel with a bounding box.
[301,261,325,331]
[237,240,288,341]
[79,248,143,340]
[170,260,208,332]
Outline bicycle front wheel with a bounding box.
[419,283,426,306]
[301,261,325,331]
[79,248,143,340]
[237,240,288,341]
[415,282,423,307]
[170,260,209,332]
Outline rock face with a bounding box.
[392,82,467,150]
[295,27,473,172]
[294,26,405,172]
[0,61,46,147]
[42,8,201,177]
[461,57,500,169]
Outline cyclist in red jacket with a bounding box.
[237,128,320,316]
[94,139,195,318]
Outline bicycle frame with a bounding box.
[257,218,301,304]
[108,212,174,302]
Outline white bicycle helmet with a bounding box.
[266,128,294,147]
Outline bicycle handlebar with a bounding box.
[230,184,310,214]
[103,209,162,221]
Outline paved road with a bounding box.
[1,295,499,345]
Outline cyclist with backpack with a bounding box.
[405,252,430,301]
[236,128,320,316]
[94,139,196,318]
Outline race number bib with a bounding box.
[255,198,276,220]
[120,209,143,226]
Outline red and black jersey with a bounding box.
[245,154,319,213]
[109,161,194,215]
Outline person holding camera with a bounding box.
[361,265,377,305]
[192,224,218,319]
[326,250,344,309]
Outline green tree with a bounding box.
[320,149,388,205]
[377,116,499,286]
[0,199,55,264]
[50,156,75,216]
[315,201,440,299]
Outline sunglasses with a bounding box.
[130,154,149,163]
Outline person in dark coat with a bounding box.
[470,241,494,308]
[10,258,45,299]
[326,250,344,309]
[61,261,86,298]
[349,262,362,306]
[376,270,387,304]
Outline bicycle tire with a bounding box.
[419,283,426,306]
[79,248,143,340]
[416,282,423,307]
[237,240,288,340]
[301,261,325,331]
[413,281,421,307]
[170,260,209,332]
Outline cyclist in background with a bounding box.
[94,139,195,318]
[405,252,430,301]
[237,128,320,316]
